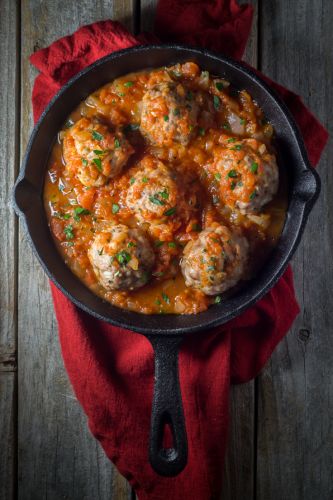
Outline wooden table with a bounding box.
[1,1,332,498]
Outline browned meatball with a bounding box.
[63,117,133,187]
[140,81,199,147]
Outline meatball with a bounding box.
[63,117,133,187]
[88,225,154,291]
[125,155,179,223]
[180,225,248,295]
[206,138,278,213]
[140,81,199,147]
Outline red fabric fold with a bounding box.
[30,3,328,498]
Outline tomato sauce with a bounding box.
[44,63,287,314]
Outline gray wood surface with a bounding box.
[18,1,133,499]
[0,0,18,498]
[256,1,333,499]
[0,0,331,499]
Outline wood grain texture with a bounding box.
[257,1,333,499]
[0,0,18,498]
[18,1,133,498]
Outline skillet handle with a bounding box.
[147,334,187,476]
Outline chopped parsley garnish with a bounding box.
[91,130,103,141]
[64,118,74,129]
[230,144,243,151]
[115,250,131,266]
[222,122,231,130]
[64,225,74,240]
[186,90,193,101]
[123,123,139,133]
[192,223,201,232]
[155,299,162,306]
[168,242,176,248]
[199,127,205,136]
[227,137,237,143]
[163,115,169,122]
[112,203,120,214]
[214,173,221,181]
[81,158,88,166]
[162,292,170,304]
[73,206,90,221]
[213,95,221,110]
[237,181,244,187]
[93,149,105,155]
[227,169,238,178]
[159,188,169,199]
[127,241,136,248]
[214,295,222,304]
[250,161,259,174]
[173,108,180,116]
[124,81,134,87]
[93,158,102,171]
[240,118,246,125]
[155,240,164,247]
[164,206,176,216]
[142,176,148,183]
[250,190,257,200]
[230,181,236,190]
[130,177,136,185]
[114,138,120,148]
[149,195,165,206]
[215,82,224,91]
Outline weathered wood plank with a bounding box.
[257,1,333,499]
[0,0,19,497]
[18,1,133,498]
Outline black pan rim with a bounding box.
[14,43,320,335]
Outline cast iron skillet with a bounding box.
[13,45,320,477]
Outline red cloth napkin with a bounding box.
[30,2,328,498]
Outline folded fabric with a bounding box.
[29,2,328,498]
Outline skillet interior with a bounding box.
[14,45,319,335]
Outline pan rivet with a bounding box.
[298,328,310,343]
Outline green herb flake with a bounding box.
[91,130,103,141]
[250,190,257,200]
[162,292,170,304]
[192,223,201,232]
[168,242,176,248]
[223,122,231,130]
[227,169,238,178]
[64,225,74,240]
[227,137,237,143]
[74,207,90,220]
[93,149,105,156]
[163,115,169,122]
[155,299,162,306]
[214,295,222,304]
[250,161,259,174]
[186,90,193,101]
[112,203,120,214]
[164,206,176,216]
[230,144,243,151]
[240,118,246,125]
[230,181,236,190]
[115,250,131,266]
[149,195,165,206]
[142,176,149,183]
[154,240,164,247]
[93,158,102,171]
[213,95,221,110]
[127,241,136,248]
[214,173,221,181]
[124,81,134,87]
[173,108,180,116]
[159,188,169,199]
[199,127,205,136]
[130,177,136,185]
[215,82,224,91]
[114,138,120,148]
